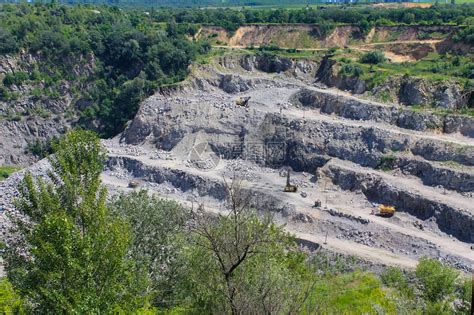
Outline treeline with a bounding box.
[0,130,472,314]
[152,4,474,31]
[0,4,209,137]
[0,0,324,6]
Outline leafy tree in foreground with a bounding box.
[5,130,147,313]
[182,176,314,314]
[110,190,190,307]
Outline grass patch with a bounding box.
[441,160,465,169]
[195,47,255,65]
[303,271,397,314]
[409,104,474,117]
[0,165,20,181]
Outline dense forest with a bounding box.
[152,4,474,30]
[0,130,471,313]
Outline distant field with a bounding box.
[240,1,474,9]
[199,0,474,9]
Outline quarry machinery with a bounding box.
[284,169,298,193]
[235,96,251,107]
[378,204,396,217]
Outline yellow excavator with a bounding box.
[378,205,396,217]
[283,169,298,193]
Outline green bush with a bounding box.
[2,72,29,86]
[381,267,413,298]
[0,86,9,100]
[339,63,363,78]
[360,50,386,65]
[378,154,397,171]
[415,257,459,303]
[0,278,27,313]
[0,28,18,54]
[0,165,20,181]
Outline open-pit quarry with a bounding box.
[1,53,473,272]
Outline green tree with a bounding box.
[0,28,19,54]
[182,177,314,314]
[358,19,372,36]
[110,190,190,307]
[415,257,460,313]
[402,12,415,25]
[5,130,147,313]
[455,277,472,314]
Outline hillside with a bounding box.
[0,4,208,165]
[200,24,471,56]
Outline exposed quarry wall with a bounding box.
[291,88,474,137]
[323,163,474,243]
[0,53,94,165]
[200,24,460,51]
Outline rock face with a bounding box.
[220,74,251,93]
[399,79,427,105]
[316,56,366,94]
[315,57,469,109]
[200,24,461,51]
[323,162,474,243]
[291,88,474,138]
[0,53,95,165]
[255,54,294,73]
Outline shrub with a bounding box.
[339,63,363,78]
[378,154,397,171]
[360,50,386,65]
[415,257,459,303]
[2,72,29,86]
[0,278,27,313]
[0,28,19,54]
[0,86,9,100]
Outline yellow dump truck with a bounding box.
[378,205,395,217]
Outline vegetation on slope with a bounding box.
[0,165,20,181]
[0,4,210,137]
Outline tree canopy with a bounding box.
[5,130,148,313]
